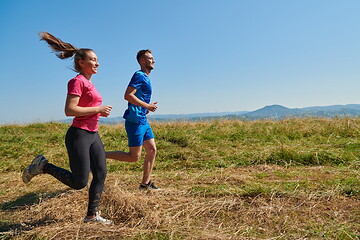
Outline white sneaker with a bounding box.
[84,212,113,225]
[22,154,48,183]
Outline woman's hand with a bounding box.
[99,105,112,117]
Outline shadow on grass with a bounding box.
[0,216,57,236]
[0,189,72,210]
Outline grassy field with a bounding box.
[0,118,359,239]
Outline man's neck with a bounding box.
[141,67,151,76]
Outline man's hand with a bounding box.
[147,102,158,112]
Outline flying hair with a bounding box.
[39,32,78,59]
[39,32,94,73]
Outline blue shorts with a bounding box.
[125,120,154,147]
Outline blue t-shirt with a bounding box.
[123,71,152,124]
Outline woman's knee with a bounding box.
[72,179,88,190]
[95,170,107,183]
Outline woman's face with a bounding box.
[79,51,99,75]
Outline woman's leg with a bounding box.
[87,132,107,216]
[43,127,91,190]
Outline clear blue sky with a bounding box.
[1,0,359,124]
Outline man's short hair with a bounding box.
[136,49,152,63]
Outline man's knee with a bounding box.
[130,152,142,162]
[146,146,157,158]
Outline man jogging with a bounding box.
[106,49,160,190]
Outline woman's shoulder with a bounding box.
[68,75,95,92]
[71,74,87,82]
[68,75,91,85]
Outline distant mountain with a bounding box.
[97,111,249,124]
[239,104,360,120]
[58,104,360,124]
[303,104,360,111]
[148,111,249,122]
[240,105,301,119]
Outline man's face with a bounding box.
[142,52,155,70]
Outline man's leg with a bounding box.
[106,147,142,162]
[106,120,143,162]
[141,138,157,185]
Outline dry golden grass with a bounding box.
[1,166,359,239]
[0,119,359,239]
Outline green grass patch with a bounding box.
[1,118,359,239]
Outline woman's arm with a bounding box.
[65,94,112,117]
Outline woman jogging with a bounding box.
[22,32,113,224]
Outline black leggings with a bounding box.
[43,126,107,216]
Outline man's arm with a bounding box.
[124,86,158,112]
